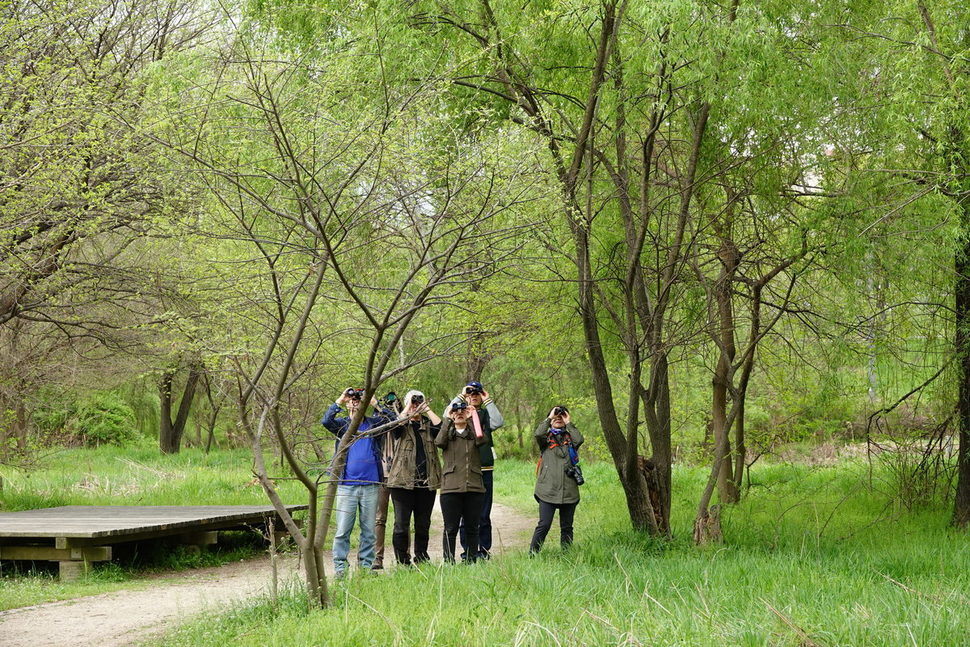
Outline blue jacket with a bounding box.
[321,404,394,485]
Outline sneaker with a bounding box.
[372,561,384,571]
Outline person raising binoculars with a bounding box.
[530,405,584,554]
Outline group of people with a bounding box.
[321,381,584,578]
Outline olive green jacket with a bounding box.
[534,420,584,505]
[386,418,442,490]
[435,419,488,494]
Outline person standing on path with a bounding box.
[435,401,488,563]
[446,380,503,560]
[386,390,442,566]
[530,406,584,554]
[322,388,395,578]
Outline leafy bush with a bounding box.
[493,428,536,461]
[31,401,71,434]
[66,392,138,447]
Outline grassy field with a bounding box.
[3,446,969,645]
[0,445,306,610]
[155,460,970,647]
[0,444,306,510]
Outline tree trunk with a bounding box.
[578,235,661,534]
[193,412,202,447]
[205,407,218,453]
[914,0,970,531]
[464,325,490,385]
[711,353,738,503]
[712,258,739,504]
[954,216,970,528]
[159,369,175,453]
[642,355,673,534]
[202,372,221,453]
[733,398,747,489]
[159,364,202,454]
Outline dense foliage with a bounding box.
[1,0,968,550]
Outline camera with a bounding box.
[344,388,364,401]
[553,405,568,417]
[411,394,425,405]
[565,464,585,485]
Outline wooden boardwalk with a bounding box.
[0,505,305,579]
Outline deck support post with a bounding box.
[58,559,88,581]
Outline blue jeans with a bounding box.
[332,483,378,575]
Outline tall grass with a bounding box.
[0,444,306,510]
[0,445,306,610]
[156,460,970,647]
[3,447,968,645]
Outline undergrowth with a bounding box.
[155,460,970,647]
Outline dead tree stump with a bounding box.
[693,504,723,545]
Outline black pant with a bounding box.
[440,491,485,563]
[459,469,493,558]
[389,487,437,565]
[529,498,577,553]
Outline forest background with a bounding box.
[1,0,968,640]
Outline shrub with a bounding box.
[493,427,537,461]
[66,392,138,447]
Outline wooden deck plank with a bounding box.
[0,505,306,540]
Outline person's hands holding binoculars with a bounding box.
[338,388,367,407]
[406,397,430,417]
[462,385,488,400]
[548,406,571,425]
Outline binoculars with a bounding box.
[344,388,365,401]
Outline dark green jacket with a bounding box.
[443,397,504,469]
[435,419,488,494]
[534,420,584,505]
[387,418,441,490]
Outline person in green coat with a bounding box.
[530,406,584,554]
[435,401,488,563]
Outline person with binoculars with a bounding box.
[530,405,584,554]
[435,400,490,563]
[321,387,396,578]
[385,390,442,566]
[445,380,503,560]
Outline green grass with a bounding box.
[0,445,306,610]
[0,444,306,510]
[3,446,969,645]
[155,460,970,647]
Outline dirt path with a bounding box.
[0,501,535,647]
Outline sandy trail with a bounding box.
[0,501,536,647]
